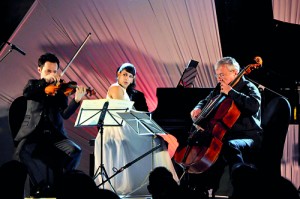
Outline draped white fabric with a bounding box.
[0,0,299,189]
[273,0,300,24]
[0,0,221,174]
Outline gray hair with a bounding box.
[214,57,240,72]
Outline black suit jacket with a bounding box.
[15,79,80,142]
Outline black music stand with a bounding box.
[117,111,166,136]
[75,99,134,127]
[97,111,165,190]
[75,99,134,191]
[177,59,199,88]
[97,144,162,188]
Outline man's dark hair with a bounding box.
[38,53,60,69]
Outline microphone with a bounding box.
[6,42,26,56]
[98,101,109,126]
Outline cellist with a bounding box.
[190,57,263,198]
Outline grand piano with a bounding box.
[151,87,213,145]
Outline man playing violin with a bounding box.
[190,57,263,198]
[14,52,87,197]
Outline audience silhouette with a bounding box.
[1,160,298,199]
[147,166,300,199]
[147,166,200,199]
[56,169,120,199]
[96,188,121,199]
[226,166,300,199]
[259,175,300,199]
[0,160,28,199]
[147,166,181,199]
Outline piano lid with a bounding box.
[152,87,213,118]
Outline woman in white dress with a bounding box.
[94,63,179,196]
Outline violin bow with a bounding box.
[60,32,92,77]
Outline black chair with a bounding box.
[257,96,300,199]
[8,96,58,197]
[258,96,291,177]
[229,96,293,199]
[8,96,27,147]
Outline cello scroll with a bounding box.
[230,56,262,87]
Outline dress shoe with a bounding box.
[31,184,55,198]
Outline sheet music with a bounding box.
[75,99,134,127]
[177,59,199,88]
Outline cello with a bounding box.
[173,56,263,174]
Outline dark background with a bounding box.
[0,0,35,47]
[215,0,300,123]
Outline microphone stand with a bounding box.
[97,144,162,188]
[246,77,287,99]
[0,42,13,62]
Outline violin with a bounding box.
[44,33,95,97]
[45,80,96,96]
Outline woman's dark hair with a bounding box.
[117,63,136,94]
[38,52,60,69]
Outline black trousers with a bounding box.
[221,138,255,173]
[18,131,82,188]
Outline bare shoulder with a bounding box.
[109,84,123,92]
[108,84,124,99]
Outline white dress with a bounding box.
[94,83,179,196]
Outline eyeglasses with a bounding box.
[214,70,234,78]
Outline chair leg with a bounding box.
[24,174,32,197]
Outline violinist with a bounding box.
[14,52,87,197]
[190,57,263,198]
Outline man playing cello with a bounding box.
[188,57,262,198]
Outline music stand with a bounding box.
[75,99,134,127]
[98,110,166,190]
[74,99,134,191]
[177,59,199,88]
[117,111,166,136]
[97,110,165,190]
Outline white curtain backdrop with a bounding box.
[0,0,221,175]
